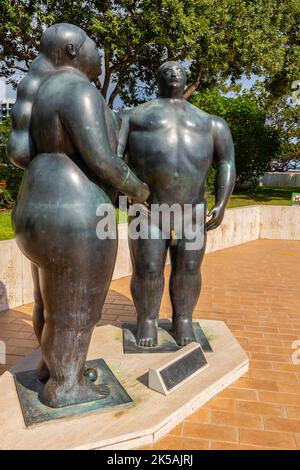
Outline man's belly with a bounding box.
[128,130,213,205]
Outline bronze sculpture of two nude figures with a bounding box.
[7,24,236,408]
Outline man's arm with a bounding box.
[117,109,131,159]
[61,83,149,203]
[206,116,236,231]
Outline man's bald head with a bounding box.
[156,61,186,98]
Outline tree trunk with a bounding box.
[101,49,112,100]
[182,67,203,100]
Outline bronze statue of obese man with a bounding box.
[118,61,236,348]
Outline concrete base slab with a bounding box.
[0,320,249,450]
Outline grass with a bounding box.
[1,186,299,241]
[207,186,300,210]
[0,210,13,241]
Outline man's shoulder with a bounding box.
[133,99,160,113]
[185,101,230,130]
[184,100,212,120]
[122,99,160,123]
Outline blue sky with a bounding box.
[2,74,261,105]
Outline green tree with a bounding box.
[190,90,281,185]
[0,0,299,107]
[243,83,300,161]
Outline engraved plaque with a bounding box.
[148,343,208,395]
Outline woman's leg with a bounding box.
[39,235,117,408]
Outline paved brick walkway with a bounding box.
[1,240,300,449]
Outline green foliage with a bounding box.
[206,167,217,192]
[190,90,281,185]
[243,83,300,161]
[0,1,299,107]
[0,117,23,208]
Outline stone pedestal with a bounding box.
[0,320,248,450]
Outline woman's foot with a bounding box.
[37,359,50,383]
[43,376,110,408]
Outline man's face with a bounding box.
[158,63,186,97]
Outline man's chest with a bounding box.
[130,105,211,135]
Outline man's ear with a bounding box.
[66,43,76,57]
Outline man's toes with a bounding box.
[138,337,157,347]
[177,336,194,346]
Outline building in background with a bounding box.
[0,79,15,123]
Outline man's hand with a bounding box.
[205,204,225,232]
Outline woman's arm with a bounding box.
[7,96,34,170]
[61,82,149,203]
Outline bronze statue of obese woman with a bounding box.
[7,23,149,408]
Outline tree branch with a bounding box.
[8,64,29,73]
[182,67,203,100]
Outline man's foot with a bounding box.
[43,376,110,408]
[136,318,158,347]
[37,359,50,383]
[173,317,196,346]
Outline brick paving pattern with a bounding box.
[1,239,300,449]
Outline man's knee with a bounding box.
[184,259,200,274]
[136,260,164,277]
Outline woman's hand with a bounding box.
[131,182,150,204]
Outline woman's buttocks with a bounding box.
[14,153,114,261]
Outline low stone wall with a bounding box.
[260,205,300,240]
[263,172,300,188]
[1,205,300,312]
[206,205,260,253]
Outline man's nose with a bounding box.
[171,70,177,77]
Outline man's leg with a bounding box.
[169,233,207,346]
[129,217,168,347]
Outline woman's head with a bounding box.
[40,23,100,81]
[8,24,101,169]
